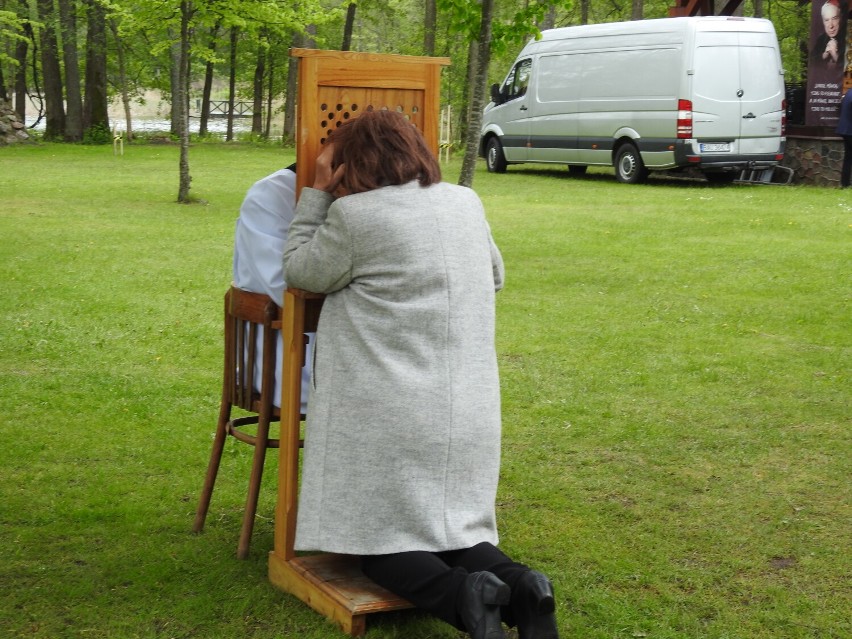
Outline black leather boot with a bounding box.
[458,571,510,639]
[512,570,559,639]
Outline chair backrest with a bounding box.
[223,286,281,415]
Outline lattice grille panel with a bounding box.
[290,49,448,198]
[316,87,425,144]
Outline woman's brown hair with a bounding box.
[325,109,442,194]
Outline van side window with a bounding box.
[501,58,532,102]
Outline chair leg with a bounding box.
[237,415,272,559]
[193,399,232,534]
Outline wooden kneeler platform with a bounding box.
[267,289,413,636]
[269,553,413,636]
[268,48,450,636]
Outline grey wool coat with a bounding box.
[283,181,505,555]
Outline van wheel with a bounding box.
[615,143,648,184]
[568,165,588,175]
[486,137,508,173]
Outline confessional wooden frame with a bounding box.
[268,49,449,637]
[286,48,450,198]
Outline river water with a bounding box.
[24,115,267,137]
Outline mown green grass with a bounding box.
[0,142,849,639]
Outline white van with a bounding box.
[479,16,786,183]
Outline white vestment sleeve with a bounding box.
[232,168,312,412]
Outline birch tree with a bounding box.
[176,0,191,202]
[458,0,495,187]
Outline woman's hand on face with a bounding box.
[312,143,346,195]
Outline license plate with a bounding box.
[700,142,731,152]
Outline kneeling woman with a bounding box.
[283,110,559,639]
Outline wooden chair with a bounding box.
[193,286,287,559]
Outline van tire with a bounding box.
[614,143,648,184]
[568,165,588,175]
[486,137,508,173]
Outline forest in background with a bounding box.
[1,0,812,197]
[1,0,811,145]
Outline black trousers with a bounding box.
[841,136,852,188]
[361,542,531,631]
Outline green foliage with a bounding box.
[437,0,484,41]
[0,143,849,639]
[130,129,179,144]
[760,0,811,84]
[0,9,27,67]
[82,122,112,144]
[3,0,819,154]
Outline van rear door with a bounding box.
[691,29,783,156]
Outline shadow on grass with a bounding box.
[497,165,768,189]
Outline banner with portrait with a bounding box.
[806,0,850,126]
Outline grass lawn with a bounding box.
[0,142,849,639]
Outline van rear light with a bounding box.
[677,99,693,139]
[781,98,787,135]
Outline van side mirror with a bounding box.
[490,83,503,105]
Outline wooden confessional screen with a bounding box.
[287,48,449,198]
[268,49,449,637]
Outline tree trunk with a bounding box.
[199,23,220,137]
[14,27,28,121]
[424,0,436,56]
[177,0,192,202]
[265,52,275,138]
[284,27,315,145]
[457,39,477,156]
[342,3,356,51]
[199,57,214,137]
[458,0,494,188]
[631,0,643,21]
[539,3,556,31]
[226,26,237,142]
[753,0,763,18]
[252,32,266,136]
[169,31,180,136]
[58,0,83,141]
[83,0,109,137]
[284,53,297,144]
[581,0,589,25]
[109,18,133,141]
[36,0,65,140]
